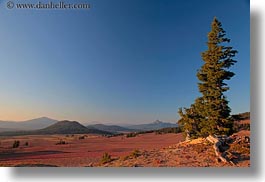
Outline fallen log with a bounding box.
[206,135,235,165]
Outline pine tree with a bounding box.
[178,97,204,138]
[178,17,238,137]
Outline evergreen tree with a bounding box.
[178,17,238,137]
[178,98,204,138]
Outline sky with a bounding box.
[0,0,250,124]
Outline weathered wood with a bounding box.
[206,135,231,164]
[207,135,219,143]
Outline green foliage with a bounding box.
[126,133,137,138]
[233,122,250,132]
[178,98,205,138]
[12,140,20,148]
[178,17,237,138]
[155,127,182,134]
[101,152,112,164]
[56,139,67,145]
[122,149,141,161]
[135,130,153,135]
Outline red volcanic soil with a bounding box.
[0,133,184,167]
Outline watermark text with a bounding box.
[6,1,91,10]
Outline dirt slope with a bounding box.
[99,131,250,167]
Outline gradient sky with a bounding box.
[0,0,249,124]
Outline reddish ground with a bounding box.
[103,130,250,167]
[0,133,184,167]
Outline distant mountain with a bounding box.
[86,124,138,134]
[0,121,112,136]
[0,128,19,132]
[38,120,90,134]
[19,117,58,130]
[87,120,178,133]
[0,117,58,130]
[38,120,112,135]
[125,120,178,131]
[0,117,177,135]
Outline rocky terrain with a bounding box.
[98,130,250,167]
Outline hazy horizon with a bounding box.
[0,0,249,124]
[0,116,180,125]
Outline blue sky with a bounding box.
[0,0,249,124]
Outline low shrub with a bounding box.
[130,149,141,158]
[12,140,20,148]
[101,152,112,164]
[56,140,67,145]
[126,133,137,138]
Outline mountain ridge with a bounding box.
[0,117,58,131]
[125,120,178,131]
[86,124,138,134]
[0,117,178,134]
[0,120,112,136]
